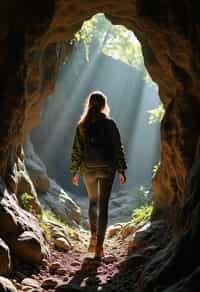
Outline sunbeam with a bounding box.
[31,13,161,201]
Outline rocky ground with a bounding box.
[0,219,167,292]
[11,228,137,291]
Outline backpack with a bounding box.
[83,119,114,169]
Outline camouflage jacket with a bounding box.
[70,114,127,176]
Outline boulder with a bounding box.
[24,138,81,226]
[0,276,17,292]
[4,145,42,217]
[43,219,69,239]
[54,237,71,252]
[16,155,42,216]
[21,278,40,289]
[128,220,167,253]
[106,223,124,238]
[41,278,61,289]
[0,185,49,264]
[24,137,50,193]
[43,217,73,251]
[40,179,81,226]
[0,239,11,276]
[28,169,50,194]
[120,222,136,239]
[11,231,47,264]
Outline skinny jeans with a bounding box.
[83,168,115,247]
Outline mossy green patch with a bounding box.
[43,210,73,236]
[132,204,153,225]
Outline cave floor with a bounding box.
[14,229,140,291]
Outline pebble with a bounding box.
[71,232,80,241]
[21,278,40,288]
[71,261,80,267]
[49,262,62,273]
[63,276,69,282]
[57,268,66,275]
[22,287,42,291]
[41,278,60,289]
[103,255,116,264]
[54,237,71,252]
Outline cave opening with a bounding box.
[28,13,162,226]
[1,3,199,291]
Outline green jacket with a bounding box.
[70,114,127,176]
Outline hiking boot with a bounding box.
[95,245,104,259]
[88,236,97,253]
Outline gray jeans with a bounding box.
[83,168,115,247]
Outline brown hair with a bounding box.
[79,91,110,135]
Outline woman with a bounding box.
[70,91,127,258]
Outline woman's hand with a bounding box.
[72,174,79,186]
[119,172,126,184]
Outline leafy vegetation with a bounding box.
[152,161,160,177]
[19,192,40,218]
[147,103,164,177]
[38,219,52,241]
[19,192,34,212]
[72,13,152,82]
[43,210,73,235]
[37,210,73,241]
[129,184,153,225]
[147,103,165,124]
[19,193,73,240]
[132,204,153,225]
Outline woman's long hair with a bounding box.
[79,91,110,136]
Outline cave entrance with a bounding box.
[30,13,162,226]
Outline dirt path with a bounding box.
[15,228,142,291]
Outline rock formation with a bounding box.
[0,180,49,265]
[0,1,199,291]
[0,276,17,292]
[0,239,11,276]
[24,136,81,226]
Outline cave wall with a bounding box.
[0,1,199,222]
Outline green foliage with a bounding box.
[129,184,153,225]
[152,161,160,177]
[132,204,153,225]
[37,210,73,241]
[102,25,143,69]
[43,210,73,235]
[38,220,52,241]
[147,104,165,124]
[19,193,37,216]
[73,19,94,62]
[19,195,73,241]
[72,13,153,83]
